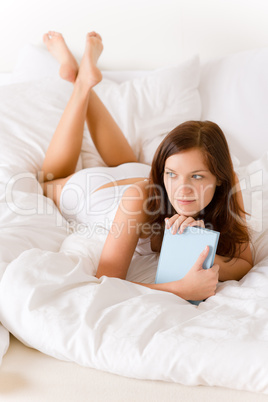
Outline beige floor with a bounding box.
[1,336,268,402]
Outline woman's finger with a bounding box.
[192,245,210,270]
[165,214,179,229]
[178,217,195,233]
[188,219,205,229]
[171,215,189,234]
[165,215,203,234]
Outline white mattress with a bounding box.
[2,336,268,402]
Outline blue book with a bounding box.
[155,226,220,305]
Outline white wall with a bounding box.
[1,0,268,72]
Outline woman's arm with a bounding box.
[96,181,149,279]
[134,246,219,301]
[215,247,252,282]
[96,182,219,301]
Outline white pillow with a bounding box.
[236,152,268,231]
[199,47,268,165]
[12,44,60,83]
[0,73,13,86]
[0,78,83,175]
[93,57,201,165]
[0,52,201,176]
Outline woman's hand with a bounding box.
[165,214,205,234]
[169,246,219,301]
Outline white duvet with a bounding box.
[0,60,268,394]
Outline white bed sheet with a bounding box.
[0,52,268,394]
[0,71,12,363]
[0,152,267,394]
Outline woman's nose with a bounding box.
[179,185,192,195]
[176,180,193,196]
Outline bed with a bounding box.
[0,1,268,401]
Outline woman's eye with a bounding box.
[166,171,176,178]
[192,174,203,180]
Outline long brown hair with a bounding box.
[147,120,250,260]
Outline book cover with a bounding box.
[155,226,220,304]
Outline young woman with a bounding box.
[42,31,253,302]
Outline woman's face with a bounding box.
[163,148,219,217]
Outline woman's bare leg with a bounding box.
[42,31,137,178]
[85,89,137,166]
[42,32,103,181]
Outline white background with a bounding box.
[1,0,268,72]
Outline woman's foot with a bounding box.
[43,31,79,83]
[76,32,103,89]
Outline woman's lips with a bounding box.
[176,199,195,205]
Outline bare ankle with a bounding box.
[60,64,78,83]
